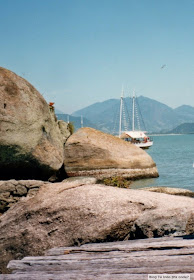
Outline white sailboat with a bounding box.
[119,91,153,149]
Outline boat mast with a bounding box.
[132,90,135,131]
[119,86,124,138]
[81,115,83,128]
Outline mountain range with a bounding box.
[57,96,194,134]
[167,123,194,134]
[56,113,101,131]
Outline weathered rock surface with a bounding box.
[186,214,194,235]
[57,120,71,143]
[62,176,97,185]
[0,67,70,180]
[142,186,194,198]
[0,180,48,214]
[0,177,97,215]
[1,236,194,279]
[64,127,158,179]
[0,181,193,273]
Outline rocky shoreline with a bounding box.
[0,67,193,275]
[0,177,194,274]
[0,180,48,214]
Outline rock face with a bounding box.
[0,180,193,273]
[0,67,69,180]
[186,214,194,235]
[64,127,158,179]
[57,120,71,143]
[0,180,48,214]
[142,186,194,198]
[0,177,97,214]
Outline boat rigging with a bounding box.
[119,90,153,149]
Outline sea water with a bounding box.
[131,134,194,192]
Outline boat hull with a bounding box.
[134,141,153,149]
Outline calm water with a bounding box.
[131,134,194,192]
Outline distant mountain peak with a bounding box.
[72,96,194,134]
[167,122,194,134]
[175,104,194,110]
[55,108,65,114]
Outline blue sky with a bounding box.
[0,0,193,113]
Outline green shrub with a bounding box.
[102,176,131,189]
[68,122,75,135]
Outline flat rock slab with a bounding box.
[1,236,194,280]
[142,186,194,198]
[1,184,194,274]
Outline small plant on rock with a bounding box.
[102,176,131,189]
[68,122,75,135]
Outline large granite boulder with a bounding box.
[64,127,158,179]
[0,67,68,180]
[0,180,193,273]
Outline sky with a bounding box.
[0,0,193,113]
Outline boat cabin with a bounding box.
[120,131,153,149]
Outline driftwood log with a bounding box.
[0,236,194,280]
